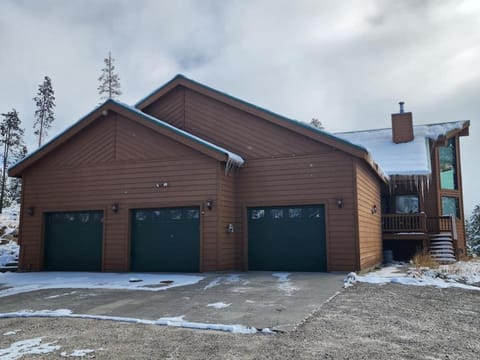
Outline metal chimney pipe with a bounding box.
[399,101,405,113]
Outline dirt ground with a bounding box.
[1,283,479,359]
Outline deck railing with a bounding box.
[426,215,457,240]
[382,213,427,233]
[382,213,455,237]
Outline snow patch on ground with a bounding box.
[0,204,20,268]
[0,337,60,359]
[0,242,18,268]
[437,261,480,285]
[44,291,78,300]
[61,348,97,357]
[203,273,248,290]
[0,309,263,334]
[0,205,19,229]
[0,272,204,298]
[345,260,480,291]
[3,329,21,336]
[207,302,231,309]
[272,273,298,296]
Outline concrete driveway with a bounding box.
[0,272,344,331]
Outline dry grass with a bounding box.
[410,249,440,269]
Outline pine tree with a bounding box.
[97,51,122,102]
[0,109,24,213]
[466,205,480,255]
[310,118,324,130]
[33,76,55,147]
[5,144,27,206]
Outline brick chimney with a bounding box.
[392,101,414,143]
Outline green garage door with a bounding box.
[131,207,200,272]
[44,211,103,271]
[248,205,326,272]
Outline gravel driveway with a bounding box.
[1,282,479,359]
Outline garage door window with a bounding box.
[288,208,302,218]
[271,208,284,219]
[251,209,265,220]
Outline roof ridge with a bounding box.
[135,74,369,154]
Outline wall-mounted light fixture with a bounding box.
[27,207,35,216]
[155,182,169,188]
[111,203,119,213]
[206,200,214,211]
[336,198,343,209]
[371,204,377,214]
[226,223,234,233]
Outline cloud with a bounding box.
[0,0,479,213]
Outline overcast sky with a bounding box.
[1,0,479,215]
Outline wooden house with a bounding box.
[9,75,470,272]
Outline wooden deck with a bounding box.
[382,214,457,241]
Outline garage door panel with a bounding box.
[131,207,200,272]
[44,211,103,271]
[248,205,326,272]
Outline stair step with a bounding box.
[431,253,456,258]
[430,244,454,248]
[0,266,18,273]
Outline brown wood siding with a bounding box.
[37,116,116,169]
[391,112,414,143]
[114,113,198,161]
[237,153,358,272]
[184,89,333,159]
[355,161,382,269]
[424,139,440,219]
[425,136,466,252]
[143,86,185,128]
[19,114,221,272]
[216,164,238,270]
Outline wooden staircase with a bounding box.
[429,233,456,263]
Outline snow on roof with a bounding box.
[335,121,468,176]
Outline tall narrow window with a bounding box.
[439,138,457,190]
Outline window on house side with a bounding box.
[439,138,458,190]
[442,196,460,219]
[395,195,419,214]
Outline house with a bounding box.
[9,75,470,272]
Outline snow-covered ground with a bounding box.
[0,310,259,334]
[0,272,204,298]
[0,204,20,268]
[345,260,480,290]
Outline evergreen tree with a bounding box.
[97,51,122,102]
[5,144,27,206]
[310,118,324,130]
[466,205,480,255]
[33,76,55,147]
[0,109,24,213]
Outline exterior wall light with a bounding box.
[27,207,35,216]
[111,203,119,213]
[226,223,234,233]
[336,198,343,208]
[206,200,214,210]
[371,204,378,214]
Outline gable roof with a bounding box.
[336,120,470,177]
[135,74,388,181]
[9,100,244,177]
